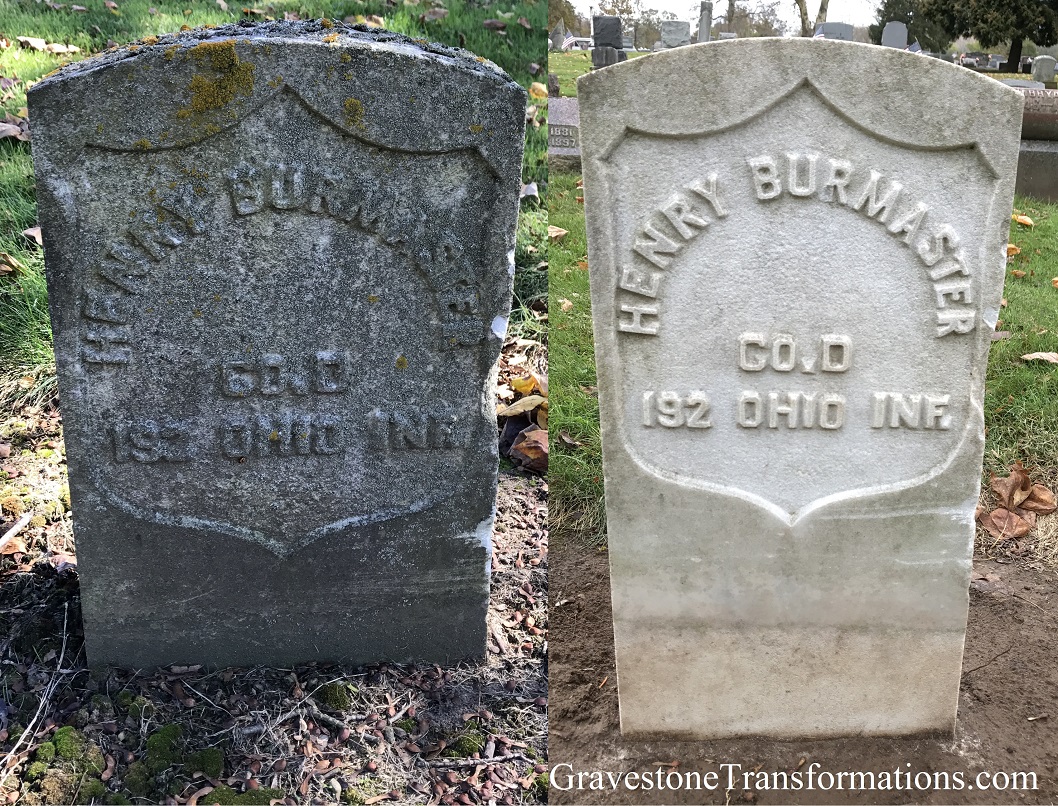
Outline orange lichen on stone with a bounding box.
[133,139,152,150]
[469,124,483,133]
[343,97,365,130]
[321,17,333,27]
[165,45,180,60]
[176,39,255,118]
[142,35,159,45]
[340,53,351,63]
[322,33,339,43]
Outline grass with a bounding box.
[547,48,647,96]
[547,171,602,539]
[0,0,548,402]
[548,173,1058,543]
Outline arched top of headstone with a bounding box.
[30,21,526,184]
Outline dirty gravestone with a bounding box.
[659,20,691,49]
[577,39,1020,737]
[28,22,525,668]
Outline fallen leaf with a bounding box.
[16,37,47,51]
[1001,298,1008,307]
[104,0,118,7]
[1011,269,1026,278]
[0,123,21,140]
[1022,352,1058,364]
[0,445,9,459]
[979,508,1032,540]
[991,331,1011,341]
[498,395,546,417]
[548,225,568,242]
[1007,243,1021,257]
[0,253,24,276]
[0,536,26,555]
[519,181,538,201]
[22,227,41,246]
[529,81,547,99]
[528,62,541,74]
[558,430,583,449]
[482,18,506,29]
[517,16,532,29]
[71,4,87,9]
[991,463,1032,509]
[100,755,116,782]
[422,7,448,21]
[1021,484,1057,515]
[510,374,536,395]
[509,426,547,474]
[1013,214,1035,227]
[216,0,228,9]
[559,298,573,312]
[186,786,213,806]
[45,43,79,54]
[1052,278,1058,289]
[365,14,385,26]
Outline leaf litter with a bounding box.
[0,400,547,804]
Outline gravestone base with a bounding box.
[1016,139,1058,202]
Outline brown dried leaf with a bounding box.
[0,122,22,141]
[1022,352,1058,364]
[365,14,385,26]
[216,0,228,9]
[482,18,506,29]
[991,463,1032,509]
[547,225,568,242]
[16,37,47,51]
[104,0,118,7]
[22,226,41,246]
[980,508,1032,540]
[558,430,582,449]
[1052,277,1058,289]
[0,253,24,276]
[1021,484,1057,515]
[510,374,536,395]
[517,15,531,28]
[1013,214,1035,227]
[100,754,116,782]
[509,427,547,474]
[0,536,26,555]
[1007,243,1021,257]
[559,297,573,312]
[497,395,546,418]
[529,81,547,99]
[422,7,448,21]
[1011,269,1026,278]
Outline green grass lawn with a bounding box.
[548,173,1058,542]
[0,0,547,405]
[547,48,647,96]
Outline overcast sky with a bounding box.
[569,0,880,32]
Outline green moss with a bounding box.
[90,694,115,720]
[316,681,352,710]
[340,790,366,805]
[80,777,106,801]
[184,747,223,778]
[83,743,106,775]
[127,695,153,719]
[531,773,548,800]
[123,761,151,797]
[53,726,87,760]
[145,724,182,773]
[343,97,365,130]
[1,495,24,516]
[178,40,255,118]
[205,784,286,804]
[442,727,485,758]
[393,718,416,733]
[25,761,48,780]
[105,795,131,805]
[114,691,134,710]
[35,742,55,763]
[37,770,78,805]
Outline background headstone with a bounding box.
[577,39,1020,738]
[592,16,623,50]
[816,21,853,41]
[1001,78,1045,89]
[1031,56,1055,83]
[697,1,712,43]
[881,20,908,48]
[592,46,619,69]
[549,21,566,51]
[660,20,691,48]
[548,97,581,171]
[28,22,526,668]
[547,72,561,97]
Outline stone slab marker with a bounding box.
[578,39,1021,738]
[29,22,525,668]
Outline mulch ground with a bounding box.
[549,536,1058,805]
[0,398,548,806]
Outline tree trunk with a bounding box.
[794,0,810,36]
[727,0,736,32]
[1008,37,1023,70]
[814,0,829,27]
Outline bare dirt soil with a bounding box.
[549,541,1058,805]
[0,402,548,806]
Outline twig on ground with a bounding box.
[427,753,530,768]
[0,512,33,554]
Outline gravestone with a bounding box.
[881,20,908,49]
[28,22,525,668]
[548,98,581,160]
[577,39,1020,738]
[1000,78,1044,89]
[697,1,712,43]
[660,21,691,49]
[592,46,618,69]
[547,72,561,97]
[592,16,623,50]
[1032,56,1056,83]
[816,21,853,41]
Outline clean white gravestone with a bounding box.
[578,39,1021,738]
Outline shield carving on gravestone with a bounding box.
[66,82,505,556]
[597,79,999,523]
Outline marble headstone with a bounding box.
[881,20,908,49]
[578,39,1020,738]
[548,97,581,158]
[593,16,623,50]
[1032,55,1056,83]
[29,23,525,668]
[697,1,712,43]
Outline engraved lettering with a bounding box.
[771,335,796,372]
[641,391,713,428]
[110,420,193,462]
[886,201,928,244]
[633,222,681,269]
[685,173,728,218]
[785,152,818,197]
[747,155,781,200]
[369,407,469,449]
[618,303,660,335]
[738,333,768,371]
[738,332,852,373]
[819,158,852,203]
[936,309,975,336]
[738,390,762,428]
[934,278,973,307]
[850,169,902,224]
[221,413,343,458]
[820,334,851,372]
[619,265,662,298]
[83,326,132,365]
[870,392,952,430]
[270,163,306,209]
[742,390,845,429]
[661,195,710,240]
[230,161,265,215]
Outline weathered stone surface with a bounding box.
[880,20,908,48]
[1016,140,1058,202]
[1019,87,1058,140]
[1033,55,1057,83]
[591,46,618,70]
[697,1,712,43]
[659,21,691,48]
[592,16,623,50]
[29,21,525,668]
[548,97,580,157]
[816,21,853,41]
[578,40,1020,738]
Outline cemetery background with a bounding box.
[0,1,549,804]
[547,56,1058,805]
